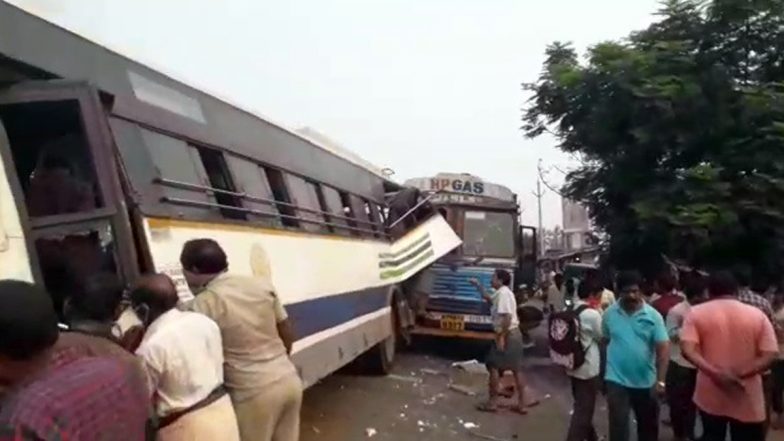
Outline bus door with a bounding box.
[0,81,137,315]
[0,120,33,282]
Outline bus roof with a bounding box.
[0,1,390,187]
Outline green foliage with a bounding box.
[523,0,784,278]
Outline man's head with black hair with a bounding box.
[656,273,678,294]
[578,278,603,300]
[682,272,707,304]
[65,273,125,323]
[491,269,511,289]
[180,239,229,292]
[731,265,751,288]
[0,281,59,387]
[708,271,738,299]
[130,274,179,327]
[554,273,564,288]
[616,270,643,310]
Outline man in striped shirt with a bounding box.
[0,280,150,441]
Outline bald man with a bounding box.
[131,274,239,441]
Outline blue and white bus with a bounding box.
[0,2,460,387]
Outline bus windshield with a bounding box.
[462,210,515,258]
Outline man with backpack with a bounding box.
[550,280,604,441]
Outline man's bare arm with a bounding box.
[469,279,494,303]
[277,318,295,355]
[654,341,669,385]
[737,351,777,379]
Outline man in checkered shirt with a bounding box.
[0,281,150,441]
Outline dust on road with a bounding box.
[301,339,784,441]
[301,340,582,441]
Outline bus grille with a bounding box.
[424,263,507,315]
[426,296,489,315]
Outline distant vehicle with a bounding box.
[0,3,460,387]
[402,173,537,340]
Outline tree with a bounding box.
[523,0,784,278]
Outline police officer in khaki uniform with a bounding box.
[180,239,300,441]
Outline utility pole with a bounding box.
[533,159,545,257]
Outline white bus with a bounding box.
[0,2,460,387]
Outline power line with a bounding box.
[537,162,565,197]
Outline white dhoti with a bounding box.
[157,395,240,441]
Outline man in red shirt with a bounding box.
[652,273,683,320]
[0,280,151,440]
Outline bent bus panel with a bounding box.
[404,173,535,340]
[0,2,460,388]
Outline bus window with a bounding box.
[350,195,371,236]
[262,167,298,228]
[463,211,515,258]
[311,181,332,233]
[34,225,119,317]
[322,186,349,234]
[0,101,101,217]
[195,146,246,221]
[338,191,359,236]
[225,156,280,227]
[285,174,327,233]
[130,126,215,220]
[365,200,381,237]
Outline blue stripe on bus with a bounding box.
[286,286,390,341]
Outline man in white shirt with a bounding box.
[665,274,706,441]
[566,280,603,441]
[470,269,528,414]
[131,274,240,441]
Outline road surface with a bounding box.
[301,336,602,441]
[301,333,784,441]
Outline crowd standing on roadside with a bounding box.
[0,238,301,441]
[551,265,784,441]
[6,232,784,441]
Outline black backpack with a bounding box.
[548,304,590,370]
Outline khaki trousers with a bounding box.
[233,373,303,441]
[157,395,240,441]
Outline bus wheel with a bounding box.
[362,302,399,375]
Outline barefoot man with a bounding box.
[470,269,529,414]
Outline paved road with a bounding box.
[301,332,784,441]
[301,336,601,441]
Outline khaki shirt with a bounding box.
[191,273,296,402]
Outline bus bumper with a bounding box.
[410,325,496,340]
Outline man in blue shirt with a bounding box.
[603,271,670,441]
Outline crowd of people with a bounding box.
[3,234,783,441]
[553,267,783,441]
[0,238,301,441]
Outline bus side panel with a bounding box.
[0,125,33,282]
[138,217,395,388]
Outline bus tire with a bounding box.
[362,300,399,375]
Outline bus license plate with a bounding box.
[440,315,465,331]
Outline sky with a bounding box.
[9,0,661,227]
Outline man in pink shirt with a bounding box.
[681,271,778,441]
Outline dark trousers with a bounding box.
[566,376,599,441]
[772,360,784,414]
[665,362,697,439]
[606,381,659,441]
[700,409,765,441]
